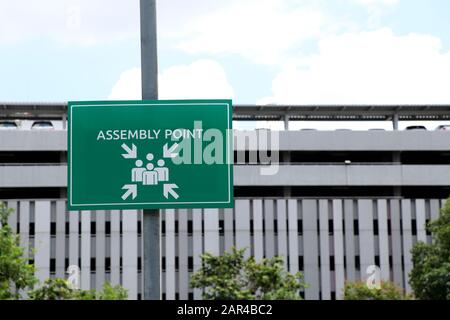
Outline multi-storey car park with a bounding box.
[1,102,450,300]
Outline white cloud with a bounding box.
[108,59,234,100]
[169,0,325,65]
[158,60,234,99]
[108,68,142,100]
[260,28,450,104]
[1,0,326,52]
[0,0,139,45]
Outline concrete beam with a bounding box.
[1,164,450,188]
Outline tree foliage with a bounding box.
[409,197,450,300]
[343,281,411,300]
[97,282,128,300]
[28,278,81,300]
[1,202,128,300]
[0,202,37,299]
[190,247,307,300]
[28,278,128,300]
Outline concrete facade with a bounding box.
[1,104,450,299]
[4,198,444,300]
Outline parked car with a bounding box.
[435,125,450,131]
[0,120,19,130]
[405,125,427,131]
[31,121,54,130]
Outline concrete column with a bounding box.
[62,114,67,130]
[284,115,290,131]
[282,151,291,197]
[60,151,68,198]
[393,151,401,197]
[392,113,399,131]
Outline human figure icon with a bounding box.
[143,163,158,185]
[146,153,154,161]
[131,160,146,182]
[155,159,169,182]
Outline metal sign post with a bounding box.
[140,0,160,300]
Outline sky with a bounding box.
[1,0,450,130]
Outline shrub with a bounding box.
[343,281,411,300]
[190,247,307,300]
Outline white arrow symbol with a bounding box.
[163,143,179,158]
[121,143,137,159]
[122,184,137,200]
[163,184,179,200]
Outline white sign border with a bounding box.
[69,102,232,208]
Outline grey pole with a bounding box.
[140,0,160,300]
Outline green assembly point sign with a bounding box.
[68,100,233,211]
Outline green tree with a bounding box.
[97,282,128,300]
[0,201,128,300]
[409,197,450,300]
[190,247,307,300]
[0,202,37,299]
[28,278,80,300]
[343,281,411,300]
[28,278,128,300]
